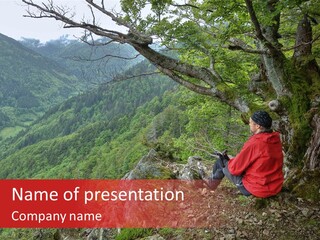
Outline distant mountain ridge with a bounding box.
[20,36,141,86]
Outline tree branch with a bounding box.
[156,65,214,96]
[244,0,279,55]
[114,72,161,82]
[282,34,320,52]
[244,0,265,40]
[227,38,268,54]
[84,0,152,45]
[71,53,141,62]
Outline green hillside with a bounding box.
[0,77,246,180]
[0,34,81,139]
[0,57,179,178]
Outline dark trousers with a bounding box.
[211,159,251,196]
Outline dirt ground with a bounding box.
[153,179,320,240]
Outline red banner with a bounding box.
[0,179,214,228]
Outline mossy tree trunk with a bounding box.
[279,15,319,172]
[291,15,320,172]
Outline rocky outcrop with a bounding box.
[124,149,212,180]
[123,149,175,179]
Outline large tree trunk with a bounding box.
[265,14,320,201]
[292,15,320,171]
[295,13,320,174]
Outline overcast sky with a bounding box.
[0,0,123,43]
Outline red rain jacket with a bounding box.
[228,132,284,198]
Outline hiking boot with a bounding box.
[207,178,221,190]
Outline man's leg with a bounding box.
[222,167,251,196]
[205,158,225,190]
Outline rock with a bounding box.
[124,151,209,181]
[188,155,202,165]
[301,208,310,217]
[301,208,314,218]
[124,149,175,179]
[177,156,205,180]
[144,234,165,240]
[263,229,270,236]
[236,217,243,224]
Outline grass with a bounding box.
[0,126,25,139]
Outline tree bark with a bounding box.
[291,14,320,170]
[304,113,320,170]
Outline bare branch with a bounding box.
[185,135,219,158]
[71,53,141,62]
[84,0,129,29]
[79,36,115,46]
[114,72,161,82]
[282,34,320,52]
[88,5,96,26]
[84,0,152,44]
[227,38,268,54]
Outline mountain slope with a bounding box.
[0,33,81,138]
[0,58,177,179]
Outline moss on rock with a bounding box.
[285,169,320,203]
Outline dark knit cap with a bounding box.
[251,110,272,129]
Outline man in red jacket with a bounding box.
[206,110,284,198]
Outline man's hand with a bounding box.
[215,150,229,161]
[214,150,229,167]
[221,150,230,161]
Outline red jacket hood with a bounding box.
[252,131,281,144]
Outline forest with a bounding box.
[1,0,320,239]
